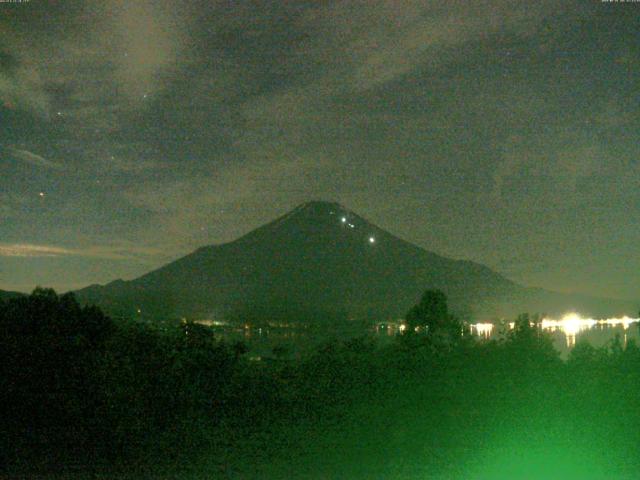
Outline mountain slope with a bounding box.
[76,201,635,322]
[0,289,26,302]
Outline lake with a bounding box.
[470,313,640,356]
[201,313,640,359]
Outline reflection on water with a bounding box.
[471,313,640,350]
[470,323,494,339]
[199,313,639,360]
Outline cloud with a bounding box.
[292,0,558,92]
[0,191,32,221]
[3,146,63,170]
[105,151,165,173]
[0,243,165,263]
[0,42,51,115]
[121,151,329,245]
[491,127,622,203]
[0,244,74,258]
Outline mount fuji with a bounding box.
[75,201,635,323]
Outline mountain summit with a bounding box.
[76,201,634,322]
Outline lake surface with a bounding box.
[201,313,640,359]
[470,314,640,356]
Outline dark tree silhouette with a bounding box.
[0,288,114,467]
[232,340,249,361]
[3,287,640,478]
[272,344,289,360]
[405,289,461,339]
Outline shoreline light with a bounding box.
[470,323,494,339]
[471,313,640,348]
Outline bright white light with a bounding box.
[348,223,355,228]
[601,316,635,330]
[540,313,639,348]
[341,217,347,223]
[39,192,45,198]
[541,313,596,337]
[498,313,640,347]
[541,313,594,347]
[369,236,375,243]
[470,323,494,339]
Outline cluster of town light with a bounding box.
[507,313,639,333]
[470,322,494,339]
[470,313,640,346]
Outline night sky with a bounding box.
[1,1,638,300]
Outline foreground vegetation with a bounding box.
[1,289,640,479]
